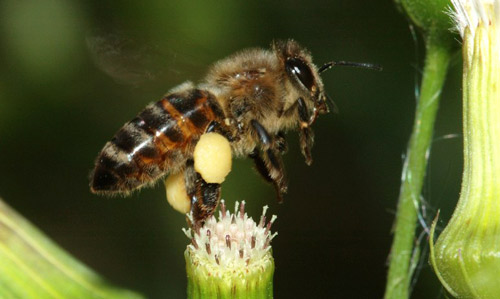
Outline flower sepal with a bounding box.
[430,1,500,297]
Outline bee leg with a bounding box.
[184,159,221,227]
[275,131,288,154]
[250,120,288,202]
[249,150,285,203]
[205,120,234,142]
[297,97,315,166]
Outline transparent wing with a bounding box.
[86,31,190,86]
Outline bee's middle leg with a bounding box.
[184,159,221,227]
[250,120,288,202]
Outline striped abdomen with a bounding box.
[90,88,225,194]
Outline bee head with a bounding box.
[273,40,331,123]
[274,39,381,124]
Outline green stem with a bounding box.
[384,34,453,299]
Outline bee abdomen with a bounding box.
[91,89,224,194]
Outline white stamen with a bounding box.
[184,201,277,269]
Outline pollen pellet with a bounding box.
[193,132,232,184]
[165,171,191,213]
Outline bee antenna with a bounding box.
[318,61,383,73]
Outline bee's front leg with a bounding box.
[250,120,288,203]
[184,159,221,227]
[297,97,315,166]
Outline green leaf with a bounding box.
[0,198,144,299]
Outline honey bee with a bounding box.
[90,39,380,224]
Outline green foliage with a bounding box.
[385,0,458,298]
[394,0,454,35]
[0,199,144,299]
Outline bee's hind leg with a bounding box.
[184,159,221,227]
[205,120,234,141]
[183,119,231,228]
[250,120,288,203]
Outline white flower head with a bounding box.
[183,200,277,276]
[451,0,500,37]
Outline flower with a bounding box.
[430,0,500,297]
[183,201,276,298]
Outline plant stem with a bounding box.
[384,34,453,299]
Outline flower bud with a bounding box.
[430,1,500,297]
[183,201,276,298]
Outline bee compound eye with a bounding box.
[285,58,314,90]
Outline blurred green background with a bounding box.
[0,0,463,298]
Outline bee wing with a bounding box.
[86,32,195,86]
